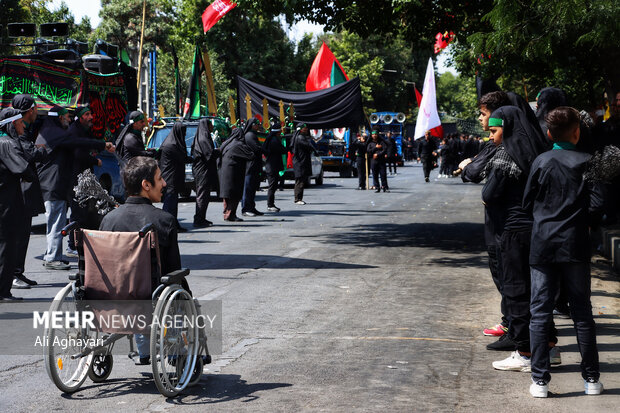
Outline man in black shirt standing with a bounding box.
[417,130,438,182]
[350,133,368,190]
[367,130,389,192]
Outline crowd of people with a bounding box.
[458,86,620,398]
[1,86,619,398]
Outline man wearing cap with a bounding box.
[35,105,115,270]
[291,123,314,204]
[10,95,46,288]
[263,119,288,212]
[115,111,155,165]
[0,108,34,299]
[241,117,264,217]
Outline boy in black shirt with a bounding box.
[523,107,603,397]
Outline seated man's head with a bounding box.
[479,91,510,131]
[545,106,580,144]
[122,156,166,202]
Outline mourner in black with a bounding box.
[263,120,288,212]
[67,106,102,256]
[291,123,314,204]
[115,111,154,165]
[100,156,182,363]
[6,98,46,288]
[523,106,603,396]
[417,130,438,182]
[241,117,264,216]
[350,133,368,189]
[385,131,398,175]
[535,87,567,136]
[0,109,33,300]
[191,118,219,227]
[482,106,551,370]
[36,105,114,270]
[159,122,191,230]
[218,126,254,221]
[367,130,389,192]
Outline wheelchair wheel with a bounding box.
[151,286,199,397]
[44,283,94,393]
[189,355,204,386]
[88,354,113,382]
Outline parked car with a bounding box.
[146,117,230,198]
[94,149,125,201]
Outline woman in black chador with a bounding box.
[482,106,551,371]
[218,124,254,221]
[191,118,220,227]
[159,122,191,230]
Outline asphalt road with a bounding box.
[0,163,618,412]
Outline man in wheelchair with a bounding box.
[99,156,188,364]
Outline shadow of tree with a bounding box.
[182,253,376,271]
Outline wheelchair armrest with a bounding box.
[160,268,190,285]
[61,222,80,237]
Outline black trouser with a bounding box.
[266,173,279,207]
[0,236,16,297]
[242,172,260,212]
[356,158,366,188]
[194,165,215,223]
[499,229,532,353]
[294,178,305,201]
[68,199,100,250]
[371,160,388,189]
[15,213,33,275]
[387,157,397,174]
[421,157,434,179]
[487,244,507,326]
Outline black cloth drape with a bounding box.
[237,76,364,129]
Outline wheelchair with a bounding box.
[43,223,211,397]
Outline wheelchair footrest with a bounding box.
[160,268,190,285]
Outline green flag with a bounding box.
[183,44,204,119]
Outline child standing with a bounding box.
[523,106,603,397]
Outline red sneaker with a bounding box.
[483,324,507,336]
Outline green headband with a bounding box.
[488,117,503,127]
[371,130,378,135]
[130,113,145,124]
[75,106,90,119]
[48,107,68,116]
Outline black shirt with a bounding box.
[523,148,602,264]
[99,197,181,275]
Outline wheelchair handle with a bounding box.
[60,222,79,237]
[138,223,155,238]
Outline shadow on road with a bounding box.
[295,222,486,253]
[182,253,376,270]
[61,374,292,404]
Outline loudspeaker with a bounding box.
[94,39,119,59]
[8,23,36,38]
[369,114,380,124]
[396,112,406,123]
[83,54,118,74]
[66,38,89,55]
[40,22,69,37]
[34,38,58,53]
[383,114,393,124]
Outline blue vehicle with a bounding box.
[94,150,125,201]
[316,129,354,177]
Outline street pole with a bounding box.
[136,0,147,91]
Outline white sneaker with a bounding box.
[549,346,561,365]
[584,378,603,395]
[295,200,306,205]
[492,350,531,372]
[530,379,548,398]
[65,248,78,258]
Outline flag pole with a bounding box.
[136,0,147,91]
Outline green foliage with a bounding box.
[436,72,478,118]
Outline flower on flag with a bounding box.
[434,31,455,54]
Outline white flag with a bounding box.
[414,58,442,139]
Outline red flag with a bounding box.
[202,0,237,33]
[305,42,349,92]
[414,83,443,139]
[414,84,423,107]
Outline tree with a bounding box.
[436,72,478,119]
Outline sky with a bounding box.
[50,0,456,75]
